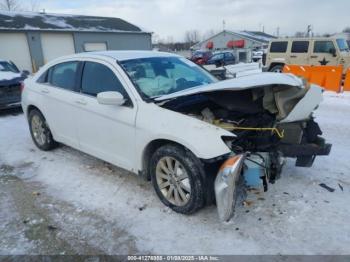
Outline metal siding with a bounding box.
[73,32,152,53]
[199,32,256,50]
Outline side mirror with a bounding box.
[329,48,337,57]
[97,91,125,106]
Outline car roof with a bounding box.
[69,50,181,61]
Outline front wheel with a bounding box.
[150,144,206,214]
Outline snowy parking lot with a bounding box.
[1,92,350,255]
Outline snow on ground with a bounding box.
[0,92,350,255]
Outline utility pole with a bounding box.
[276,26,280,37]
[223,20,226,31]
[306,25,312,37]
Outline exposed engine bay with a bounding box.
[158,83,332,185]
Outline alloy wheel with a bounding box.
[31,115,47,146]
[155,156,191,206]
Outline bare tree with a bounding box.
[184,30,201,44]
[0,0,21,11]
[202,29,217,41]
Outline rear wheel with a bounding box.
[28,109,58,151]
[150,144,206,214]
[270,64,284,73]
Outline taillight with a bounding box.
[20,82,25,92]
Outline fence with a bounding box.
[282,65,347,93]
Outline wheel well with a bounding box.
[141,139,189,180]
[268,63,285,71]
[142,139,217,205]
[27,105,40,116]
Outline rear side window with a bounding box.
[291,41,309,53]
[49,62,79,90]
[81,62,126,97]
[270,41,288,53]
[313,41,335,53]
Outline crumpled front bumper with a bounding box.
[278,138,332,167]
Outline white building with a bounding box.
[191,30,276,62]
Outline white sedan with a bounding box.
[21,51,331,218]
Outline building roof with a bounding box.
[0,11,149,33]
[240,31,276,42]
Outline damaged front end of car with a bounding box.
[155,73,332,220]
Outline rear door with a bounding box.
[74,60,138,170]
[289,40,310,65]
[37,61,82,148]
[309,40,338,66]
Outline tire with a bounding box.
[150,144,206,214]
[28,109,58,151]
[270,64,284,73]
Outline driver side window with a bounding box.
[313,41,335,53]
[81,62,127,98]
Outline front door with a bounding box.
[289,40,310,65]
[309,40,338,66]
[74,60,137,171]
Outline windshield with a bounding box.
[119,56,217,99]
[0,61,19,73]
[336,39,349,52]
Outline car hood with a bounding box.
[154,72,304,102]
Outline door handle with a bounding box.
[310,55,318,58]
[41,88,49,94]
[75,99,87,105]
[290,55,297,58]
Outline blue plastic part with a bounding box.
[244,166,263,187]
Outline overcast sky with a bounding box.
[36,0,349,41]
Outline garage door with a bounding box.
[41,33,75,64]
[0,33,32,72]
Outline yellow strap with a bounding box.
[230,127,285,138]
